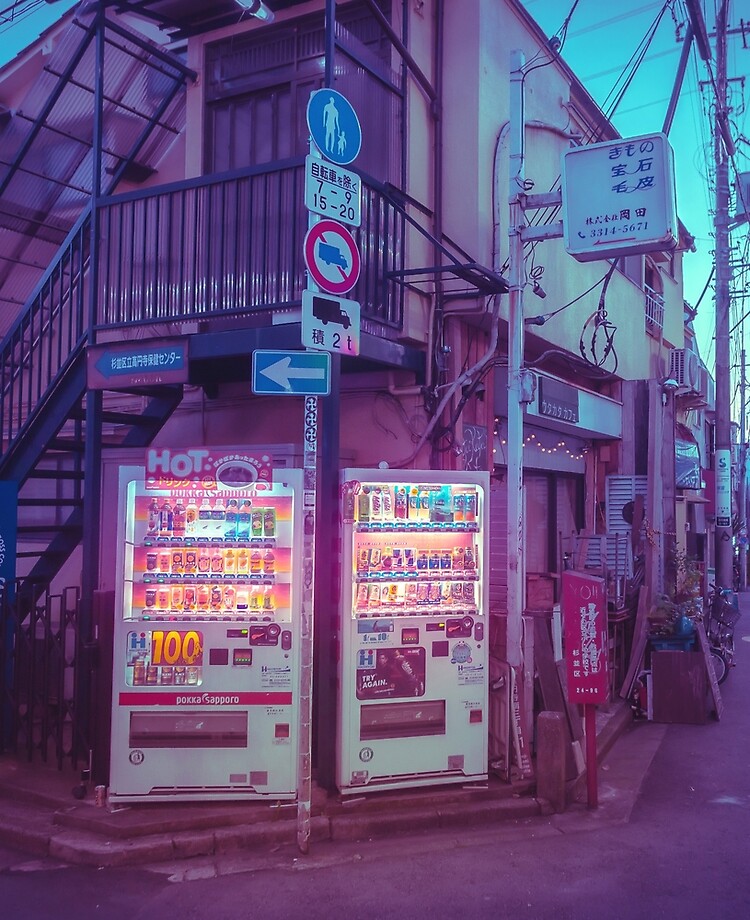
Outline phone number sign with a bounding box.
[562,132,678,262]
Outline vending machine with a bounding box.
[337,469,489,794]
[109,450,303,803]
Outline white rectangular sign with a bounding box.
[304,155,361,227]
[562,132,678,262]
[301,289,360,356]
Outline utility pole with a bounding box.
[713,0,735,590]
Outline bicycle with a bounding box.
[703,584,741,685]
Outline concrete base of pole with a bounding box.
[535,710,567,813]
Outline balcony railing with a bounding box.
[96,158,404,333]
[644,284,664,337]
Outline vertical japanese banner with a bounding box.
[562,570,608,704]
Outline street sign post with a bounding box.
[304,155,361,227]
[306,89,362,166]
[303,218,361,295]
[562,132,678,262]
[252,350,331,396]
[301,290,360,356]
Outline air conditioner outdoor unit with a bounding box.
[669,348,700,392]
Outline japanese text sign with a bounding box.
[562,132,677,262]
[562,570,608,704]
[87,337,188,389]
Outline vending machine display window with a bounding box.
[337,470,489,795]
[109,465,303,803]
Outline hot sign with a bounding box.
[562,571,608,704]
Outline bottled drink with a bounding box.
[225,499,239,540]
[236,587,249,611]
[223,585,236,609]
[197,547,211,574]
[358,487,370,522]
[196,584,210,609]
[394,487,408,520]
[237,500,252,540]
[159,500,173,537]
[224,547,236,575]
[171,548,184,574]
[263,549,275,574]
[211,548,224,574]
[236,548,250,575]
[210,585,223,610]
[173,498,186,537]
[262,587,274,610]
[147,497,160,536]
[198,497,212,523]
[184,549,197,575]
[251,510,263,537]
[250,549,262,574]
[212,496,226,523]
[263,508,276,537]
[185,499,198,535]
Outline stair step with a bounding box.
[47,438,86,453]
[27,469,85,480]
[17,524,82,534]
[17,498,83,507]
[68,407,151,427]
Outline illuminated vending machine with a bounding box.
[337,469,489,794]
[109,450,303,803]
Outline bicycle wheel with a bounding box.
[709,648,729,685]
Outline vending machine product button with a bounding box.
[474,621,484,641]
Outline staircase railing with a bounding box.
[0,211,90,470]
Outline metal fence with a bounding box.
[0,582,88,769]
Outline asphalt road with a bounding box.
[2,616,749,920]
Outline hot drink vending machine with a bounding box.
[109,467,303,802]
[337,469,489,794]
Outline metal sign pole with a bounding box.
[297,396,318,853]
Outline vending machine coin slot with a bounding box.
[281,630,292,650]
[445,616,473,638]
[474,621,484,642]
[425,621,445,632]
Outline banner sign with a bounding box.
[562,570,608,704]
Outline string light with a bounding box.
[492,417,588,462]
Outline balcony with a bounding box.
[96,158,405,337]
[644,284,664,338]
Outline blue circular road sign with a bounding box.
[306,89,362,165]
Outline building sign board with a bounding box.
[562,571,608,704]
[538,377,579,423]
[715,448,732,528]
[87,338,188,389]
[562,132,678,262]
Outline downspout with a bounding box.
[429,0,445,466]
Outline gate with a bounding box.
[0,581,89,769]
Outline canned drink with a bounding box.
[197,584,210,609]
[183,586,197,609]
[132,660,145,685]
[157,587,171,609]
[186,667,199,685]
[146,552,158,572]
[210,585,223,609]
[146,665,158,684]
[171,549,184,574]
[160,666,174,685]
[174,666,186,685]
[171,584,184,609]
[144,588,157,608]
[158,550,171,573]
[95,785,107,808]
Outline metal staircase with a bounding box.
[0,212,182,593]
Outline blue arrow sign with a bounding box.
[252,350,331,396]
[306,89,362,165]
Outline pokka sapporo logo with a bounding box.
[145,448,273,490]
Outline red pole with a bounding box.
[585,704,598,809]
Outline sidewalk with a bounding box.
[0,701,633,868]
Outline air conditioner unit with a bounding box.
[669,348,700,392]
